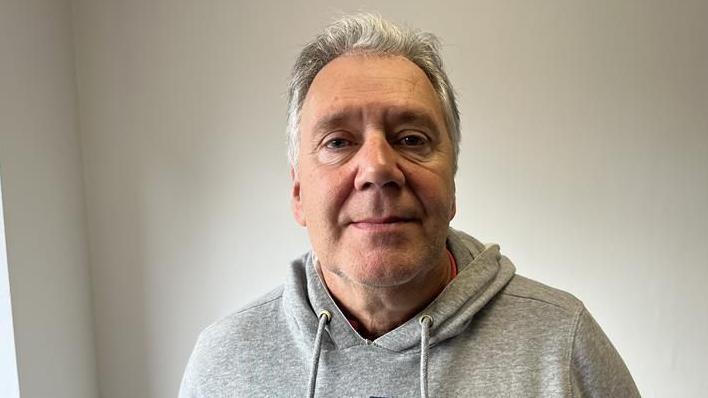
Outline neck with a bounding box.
[319,251,452,340]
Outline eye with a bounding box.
[323,137,353,150]
[398,134,428,147]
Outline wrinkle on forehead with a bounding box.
[308,55,430,99]
[301,55,445,131]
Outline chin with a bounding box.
[347,252,427,288]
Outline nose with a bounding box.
[353,134,405,191]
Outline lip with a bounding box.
[349,216,418,231]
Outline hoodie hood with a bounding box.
[281,228,516,353]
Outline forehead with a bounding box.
[300,55,446,129]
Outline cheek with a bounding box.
[408,171,456,218]
[301,169,354,222]
[428,189,455,220]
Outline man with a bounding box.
[180,14,639,397]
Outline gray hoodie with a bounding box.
[179,229,640,397]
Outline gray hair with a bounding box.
[286,14,461,170]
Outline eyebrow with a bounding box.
[309,106,442,141]
[387,109,440,131]
[311,111,359,136]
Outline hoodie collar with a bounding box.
[284,228,516,352]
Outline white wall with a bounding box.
[71,1,310,396]
[446,3,708,397]
[68,1,706,397]
[0,1,98,398]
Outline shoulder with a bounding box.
[477,274,586,345]
[199,285,285,342]
[495,276,640,395]
[499,274,585,319]
[191,286,286,365]
[179,286,286,396]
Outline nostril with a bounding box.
[382,180,401,189]
[354,166,405,190]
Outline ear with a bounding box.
[290,166,306,226]
[449,183,457,221]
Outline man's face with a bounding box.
[292,55,456,288]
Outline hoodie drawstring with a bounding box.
[308,310,331,398]
[419,314,433,398]
[308,311,432,398]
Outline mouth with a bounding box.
[349,216,418,231]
